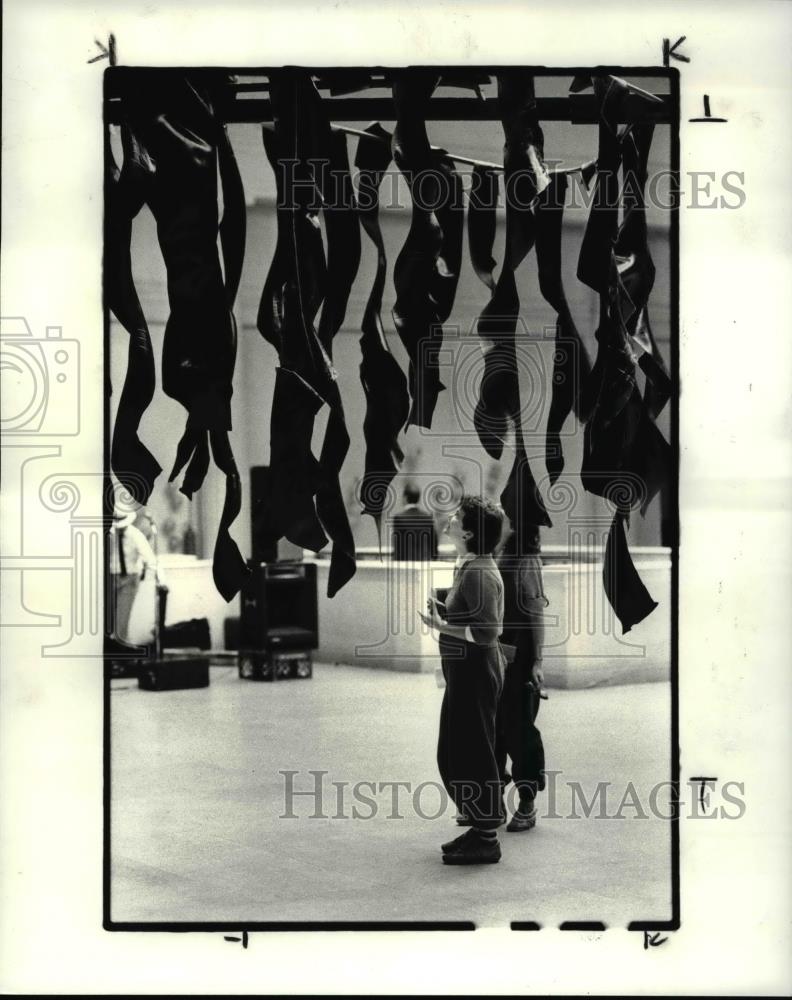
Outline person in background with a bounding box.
[495,520,549,832]
[419,495,506,865]
[391,484,438,562]
[109,507,167,644]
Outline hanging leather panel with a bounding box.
[603,511,658,633]
[265,71,358,596]
[391,70,446,429]
[534,172,593,484]
[477,72,551,529]
[127,73,248,601]
[579,78,668,632]
[355,123,410,535]
[106,126,161,505]
[467,165,499,293]
[431,152,465,324]
[314,127,361,597]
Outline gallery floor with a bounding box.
[110,665,672,928]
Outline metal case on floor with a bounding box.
[138,655,210,691]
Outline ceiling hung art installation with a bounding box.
[106,68,672,631]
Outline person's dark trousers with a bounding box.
[437,638,505,831]
[496,654,546,806]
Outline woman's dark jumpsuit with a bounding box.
[437,555,507,830]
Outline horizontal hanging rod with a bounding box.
[106,93,673,126]
[333,124,501,170]
[333,124,597,178]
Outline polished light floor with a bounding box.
[110,665,672,928]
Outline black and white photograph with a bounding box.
[1,2,790,995]
[105,66,676,928]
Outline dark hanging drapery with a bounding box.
[390,70,447,430]
[106,125,160,506]
[108,70,672,615]
[355,123,410,535]
[535,172,593,485]
[122,73,249,602]
[472,72,553,536]
[259,70,359,597]
[578,76,670,632]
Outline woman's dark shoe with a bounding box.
[441,827,477,854]
[442,832,501,865]
[506,801,537,832]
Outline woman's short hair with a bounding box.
[458,495,505,555]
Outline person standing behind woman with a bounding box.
[109,507,167,644]
[495,521,549,832]
[419,495,507,865]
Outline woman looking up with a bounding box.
[419,494,507,865]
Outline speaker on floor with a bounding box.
[240,561,318,652]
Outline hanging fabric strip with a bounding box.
[614,123,656,341]
[473,71,542,461]
[264,70,332,555]
[209,427,249,602]
[212,119,251,598]
[579,76,633,492]
[615,122,672,420]
[128,73,248,602]
[534,172,593,484]
[265,70,358,596]
[431,152,465,323]
[316,128,362,351]
[579,77,667,632]
[467,165,499,293]
[391,70,446,429]
[603,511,658,633]
[479,72,551,530]
[257,125,289,354]
[355,123,410,537]
[577,77,623,296]
[314,127,361,598]
[268,366,329,552]
[106,126,161,505]
[500,429,552,533]
[616,121,671,521]
[635,307,671,420]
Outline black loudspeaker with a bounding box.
[240,561,319,652]
[138,655,210,691]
